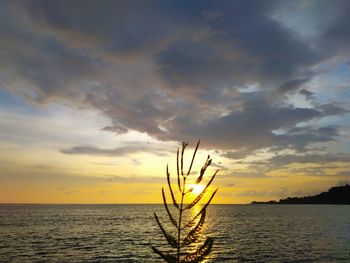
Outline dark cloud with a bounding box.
[23,0,180,54]
[156,1,321,94]
[278,77,311,94]
[0,0,349,164]
[322,0,350,54]
[271,125,340,153]
[157,40,238,91]
[223,149,254,160]
[173,92,327,152]
[101,126,128,135]
[299,89,313,100]
[241,154,350,177]
[316,103,349,116]
[0,2,103,102]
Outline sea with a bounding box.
[0,204,349,262]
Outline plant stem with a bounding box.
[177,177,186,263]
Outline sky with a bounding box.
[0,0,350,204]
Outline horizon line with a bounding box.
[0,202,249,205]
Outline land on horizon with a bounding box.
[251,184,350,205]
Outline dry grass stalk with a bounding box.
[152,141,218,263]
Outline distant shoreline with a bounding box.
[251,184,350,205]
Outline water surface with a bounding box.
[0,204,349,262]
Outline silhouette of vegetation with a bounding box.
[251,184,350,205]
[152,141,218,262]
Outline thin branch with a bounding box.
[167,164,179,209]
[180,142,188,176]
[182,209,206,247]
[177,148,181,192]
[196,155,212,184]
[186,140,200,176]
[162,188,178,228]
[181,237,214,262]
[154,213,178,248]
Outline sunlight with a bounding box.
[189,184,205,195]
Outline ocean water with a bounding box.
[0,204,349,262]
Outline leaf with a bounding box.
[181,142,188,176]
[154,213,178,248]
[182,209,206,246]
[196,155,212,184]
[185,170,218,210]
[181,237,214,263]
[183,189,218,229]
[152,247,177,263]
[177,148,181,192]
[162,188,178,228]
[186,140,200,176]
[167,165,179,209]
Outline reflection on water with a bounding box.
[0,204,349,262]
[190,203,201,218]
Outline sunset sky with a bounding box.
[1,0,349,204]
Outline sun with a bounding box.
[189,184,205,195]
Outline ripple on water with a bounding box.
[0,204,349,262]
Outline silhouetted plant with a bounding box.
[152,141,218,262]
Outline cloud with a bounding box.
[156,1,321,94]
[0,166,164,185]
[226,171,267,178]
[0,169,104,185]
[335,171,350,177]
[106,175,164,184]
[289,167,327,177]
[322,0,350,55]
[299,89,313,100]
[277,77,311,94]
[236,188,288,197]
[223,149,255,160]
[210,162,229,171]
[266,153,350,167]
[171,93,342,154]
[0,0,349,162]
[316,103,349,116]
[60,144,169,157]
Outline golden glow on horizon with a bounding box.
[0,113,349,205]
[1,143,349,204]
